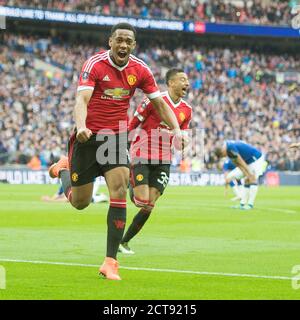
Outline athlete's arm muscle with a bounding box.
[232,154,255,182]
[74,89,93,143]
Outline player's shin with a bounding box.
[240,184,250,206]
[248,184,258,207]
[107,199,127,259]
[237,183,244,197]
[60,170,73,202]
[121,205,153,244]
[232,184,241,198]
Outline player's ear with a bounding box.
[169,78,175,88]
[131,40,136,51]
[108,36,113,48]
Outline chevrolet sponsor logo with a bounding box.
[103,88,130,99]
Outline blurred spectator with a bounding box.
[180,158,191,173]
[0,140,9,164]
[27,155,42,170]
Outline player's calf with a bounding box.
[120,204,153,250]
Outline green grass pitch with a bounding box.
[0,184,300,300]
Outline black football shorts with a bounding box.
[130,162,170,195]
[68,131,129,186]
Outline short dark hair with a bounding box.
[214,147,223,159]
[111,23,137,38]
[165,68,185,86]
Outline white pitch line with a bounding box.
[162,202,298,214]
[0,258,292,281]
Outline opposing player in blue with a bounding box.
[223,158,243,201]
[215,140,266,210]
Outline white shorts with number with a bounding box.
[227,155,266,181]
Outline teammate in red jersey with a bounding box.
[48,23,181,280]
[119,68,192,254]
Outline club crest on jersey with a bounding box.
[179,112,186,122]
[71,173,78,182]
[136,174,144,182]
[81,72,89,83]
[127,74,137,86]
[103,88,130,100]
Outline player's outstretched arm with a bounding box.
[150,96,180,132]
[289,142,300,149]
[223,171,230,196]
[74,90,93,143]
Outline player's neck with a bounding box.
[168,90,181,104]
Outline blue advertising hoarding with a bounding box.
[0,6,299,38]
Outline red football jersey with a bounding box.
[77,50,160,133]
[129,91,192,162]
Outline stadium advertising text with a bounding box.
[0,169,225,186]
[1,6,299,37]
[0,6,183,31]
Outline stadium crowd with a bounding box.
[2,0,298,26]
[1,34,300,171]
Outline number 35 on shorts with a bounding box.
[157,171,169,188]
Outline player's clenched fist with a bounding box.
[246,173,256,185]
[172,132,190,151]
[76,127,92,143]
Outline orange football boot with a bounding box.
[99,257,121,280]
[48,156,69,178]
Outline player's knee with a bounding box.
[113,183,128,199]
[133,194,149,208]
[72,199,90,210]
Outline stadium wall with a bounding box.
[0,168,299,186]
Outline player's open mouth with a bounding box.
[118,51,127,59]
[182,87,188,94]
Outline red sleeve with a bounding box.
[128,98,152,140]
[128,116,141,131]
[77,55,99,91]
[134,97,152,122]
[138,66,160,99]
[128,98,152,131]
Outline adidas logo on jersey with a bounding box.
[102,75,110,81]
